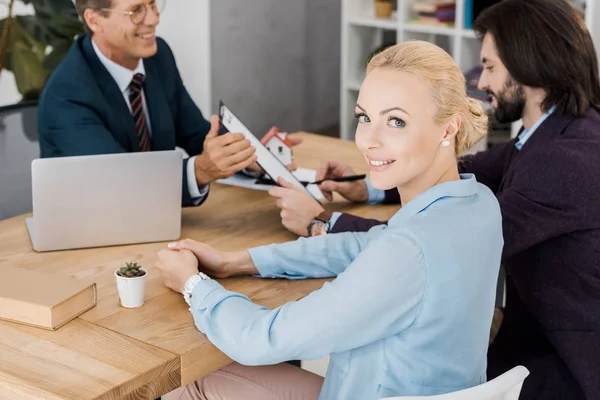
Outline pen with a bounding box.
[308,174,367,186]
[255,174,367,187]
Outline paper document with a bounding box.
[219,101,321,201]
[216,168,324,200]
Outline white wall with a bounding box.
[156,0,211,115]
[0,71,20,107]
[590,0,600,52]
[211,0,341,137]
[0,2,34,107]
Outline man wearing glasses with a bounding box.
[37,0,261,207]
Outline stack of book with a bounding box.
[411,1,456,27]
[0,266,97,330]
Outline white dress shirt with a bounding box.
[91,40,208,203]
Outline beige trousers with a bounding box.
[163,362,324,400]
[165,308,504,400]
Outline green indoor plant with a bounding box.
[116,261,147,278]
[114,261,148,308]
[0,0,83,101]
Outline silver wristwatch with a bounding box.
[183,272,211,306]
[307,210,333,237]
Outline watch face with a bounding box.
[310,221,328,236]
[185,275,201,292]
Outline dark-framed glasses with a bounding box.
[103,0,166,25]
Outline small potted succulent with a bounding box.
[374,0,394,19]
[114,262,148,308]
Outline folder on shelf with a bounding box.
[464,0,474,29]
[467,0,503,29]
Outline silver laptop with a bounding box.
[26,150,183,252]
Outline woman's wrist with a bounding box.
[224,251,258,277]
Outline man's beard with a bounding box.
[489,77,526,123]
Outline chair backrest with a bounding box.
[381,366,530,400]
[0,102,39,221]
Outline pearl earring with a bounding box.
[441,140,450,147]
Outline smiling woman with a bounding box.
[266,41,492,238]
[355,40,489,204]
[157,42,505,400]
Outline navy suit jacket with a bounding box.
[38,34,216,207]
[333,109,600,400]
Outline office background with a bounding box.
[2,0,599,223]
[3,0,599,220]
[0,0,342,136]
[3,0,598,138]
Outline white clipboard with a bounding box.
[218,101,321,202]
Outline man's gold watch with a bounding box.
[307,210,333,237]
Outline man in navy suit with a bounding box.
[38,0,259,207]
[268,1,600,398]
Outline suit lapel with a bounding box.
[519,112,573,152]
[500,113,575,190]
[80,35,140,151]
[143,60,174,151]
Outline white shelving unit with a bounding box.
[340,0,600,141]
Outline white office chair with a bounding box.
[381,366,530,400]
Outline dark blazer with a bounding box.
[333,109,600,400]
[38,34,218,207]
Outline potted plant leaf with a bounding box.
[114,262,148,308]
[0,0,84,102]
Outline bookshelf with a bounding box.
[340,0,600,141]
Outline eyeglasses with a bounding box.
[102,0,166,25]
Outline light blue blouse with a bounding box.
[189,174,503,399]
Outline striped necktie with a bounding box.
[128,73,151,152]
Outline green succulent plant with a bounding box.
[117,262,146,278]
[0,0,84,100]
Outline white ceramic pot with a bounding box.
[114,268,148,308]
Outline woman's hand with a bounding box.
[156,248,199,294]
[269,177,324,236]
[167,239,257,278]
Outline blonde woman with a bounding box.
[157,41,503,400]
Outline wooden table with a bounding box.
[0,133,399,400]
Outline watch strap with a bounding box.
[308,209,332,236]
[315,209,333,223]
[183,272,211,306]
